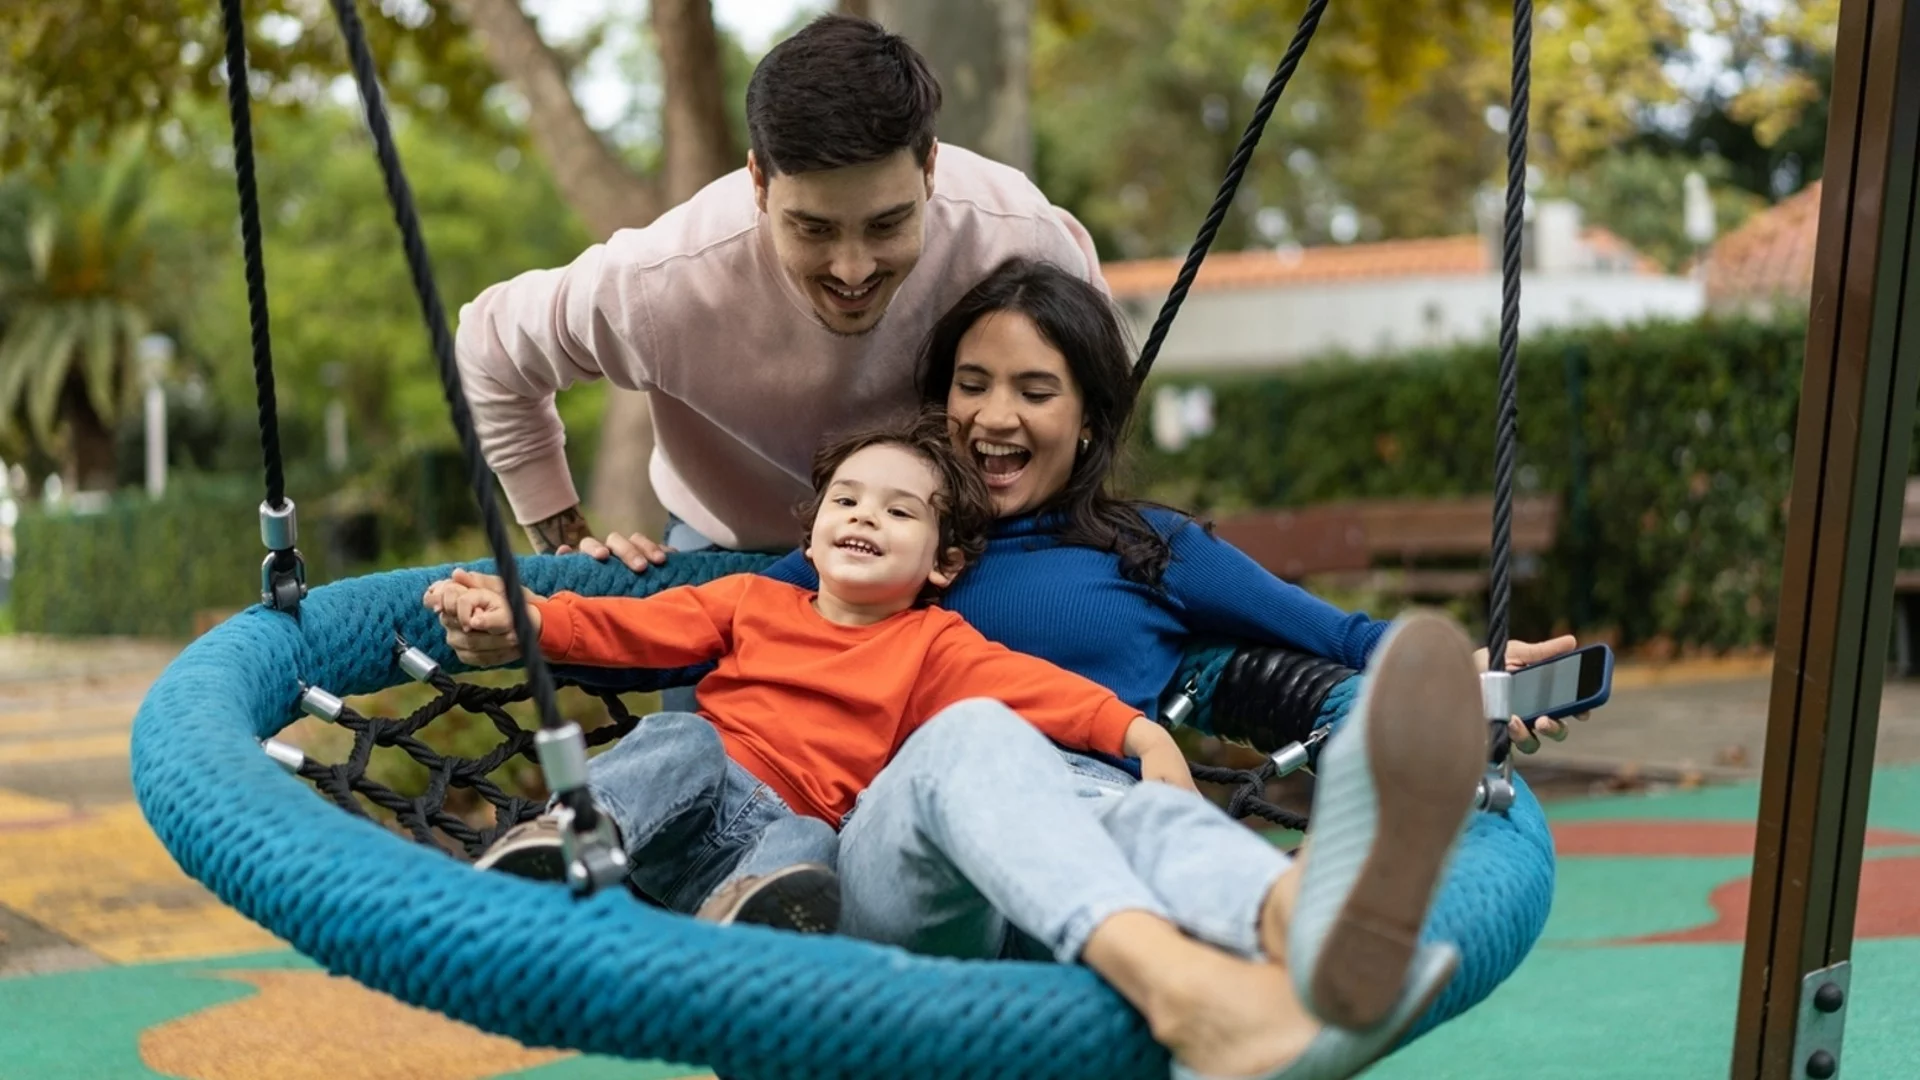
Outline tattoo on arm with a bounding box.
[525,506,592,554]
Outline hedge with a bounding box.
[12,474,342,638]
[1129,314,1823,651]
[14,314,1882,651]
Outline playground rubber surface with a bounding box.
[3,643,1917,1078]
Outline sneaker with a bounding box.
[1286,611,1486,1032]
[472,814,568,881]
[695,863,841,934]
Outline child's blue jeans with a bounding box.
[585,710,837,912]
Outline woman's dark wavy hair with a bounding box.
[916,257,1183,586]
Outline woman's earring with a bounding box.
[1079,436,1091,455]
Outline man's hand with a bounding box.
[1473,634,1590,754]
[523,506,595,555]
[1124,716,1199,793]
[422,568,545,667]
[557,531,674,572]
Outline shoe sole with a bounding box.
[474,840,568,881]
[726,868,842,935]
[1305,613,1485,1031]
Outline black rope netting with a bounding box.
[291,646,648,857]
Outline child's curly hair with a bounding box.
[797,408,994,603]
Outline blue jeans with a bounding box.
[837,698,1292,964]
[586,711,838,911]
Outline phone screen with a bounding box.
[1509,647,1608,720]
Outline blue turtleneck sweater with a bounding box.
[761,509,1388,720]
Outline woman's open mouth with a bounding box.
[973,440,1031,489]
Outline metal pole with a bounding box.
[1732,0,1920,1074]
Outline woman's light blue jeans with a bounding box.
[836,698,1294,964]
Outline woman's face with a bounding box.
[946,311,1089,518]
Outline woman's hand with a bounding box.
[1125,717,1200,793]
[556,531,674,572]
[1473,634,1588,755]
[422,568,545,667]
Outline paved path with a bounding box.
[1529,656,1920,788]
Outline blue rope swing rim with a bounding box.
[132,553,1554,1077]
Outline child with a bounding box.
[430,409,1195,932]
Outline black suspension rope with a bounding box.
[218,0,288,516]
[322,1,585,816]
[1130,0,1330,386]
[1487,0,1531,767]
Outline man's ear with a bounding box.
[748,151,769,214]
[927,544,965,590]
[922,140,939,197]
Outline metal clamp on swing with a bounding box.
[259,499,310,612]
[1475,670,1517,813]
[394,635,440,684]
[535,722,629,895]
[1270,725,1332,778]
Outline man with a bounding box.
[455,13,1104,568]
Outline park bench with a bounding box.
[1211,494,1562,607]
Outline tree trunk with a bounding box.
[581,0,740,542]
[654,0,738,201]
[869,0,1032,172]
[452,0,659,238]
[60,382,116,493]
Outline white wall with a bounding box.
[1118,273,1705,372]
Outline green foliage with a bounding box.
[0,135,181,486]
[1131,316,1811,650]
[152,99,592,468]
[1549,150,1767,272]
[1032,0,1692,259]
[0,0,501,171]
[11,473,339,637]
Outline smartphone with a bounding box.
[1508,643,1613,724]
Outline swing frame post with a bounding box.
[1733,0,1920,1073]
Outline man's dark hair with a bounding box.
[746,14,942,178]
[798,408,992,603]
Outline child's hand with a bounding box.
[1124,717,1198,794]
[422,568,543,667]
[455,585,542,640]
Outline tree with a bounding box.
[4,0,742,541]
[0,138,172,492]
[872,0,1032,172]
[1030,0,1693,259]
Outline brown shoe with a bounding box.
[695,863,840,934]
[472,814,568,880]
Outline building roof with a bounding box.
[1700,181,1822,309]
[1102,227,1662,300]
[1102,236,1490,299]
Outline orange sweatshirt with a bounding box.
[532,575,1141,825]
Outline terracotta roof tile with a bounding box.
[1102,236,1491,298]
[1701,181,1822,308]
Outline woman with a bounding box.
[437,260,1582,1079]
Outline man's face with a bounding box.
[753,146,936,336]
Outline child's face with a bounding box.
[806,443,955,608]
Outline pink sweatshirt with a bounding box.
[453,145,1106,551]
